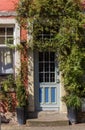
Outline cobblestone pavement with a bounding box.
[1,123,85,130]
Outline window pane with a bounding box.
[0,27,13,45]
[50,73,55,82]
[51,87,56,103]
[0,47,13,74]
[43,34,50,40]
[45,87,49,103]
[0,37,5,44]
[7,37,13,44]
[7,28,13,35]
[50,63,55,72]
[37,33,43,40]
[43,28,50,40]
[0,28,5,35]
[45,73,49,82]
[50,52,55,61]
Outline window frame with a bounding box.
[0,25,14,46]
[39,52,56,83]
[0,25,15,75]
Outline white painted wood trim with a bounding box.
[0,18,20,75]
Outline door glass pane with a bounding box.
[50,63,55,72]
[39,52,55,83]
[45,87,49,103]
[39,73,43,82]
[50,73,55,82]
[39,63,43,72]
[45,63,49,72]
[51,87,56,103]
[45,73,49,82]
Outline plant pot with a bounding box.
[24,106,28,119]
[67,107,77,124]
[16,107,26,124]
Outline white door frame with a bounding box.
[34,51,60,111]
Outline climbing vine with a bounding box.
[16,0,85,108]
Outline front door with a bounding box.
[34,51,60,111]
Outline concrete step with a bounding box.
[26,111,69,127]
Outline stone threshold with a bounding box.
[27,111,69,127]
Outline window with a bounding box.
[37,27,53,42]
[0,27,13,45]
[0,26,14,74]
[33,22,55,43]
[36,27,54,42]
[39,52,55,82]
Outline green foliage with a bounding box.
[0,91,6,101]
[63,94,82,109]
[0,75,16,111]
[1,75,15,92]
[16,75,27,107]
[16,0,85,108]
[61,45,85,108]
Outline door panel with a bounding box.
[39,85,57,104]
[34,51,60,111]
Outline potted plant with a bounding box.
[15,76,27,125]
[63,93,82,124]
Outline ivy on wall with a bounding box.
[16,0,85,108]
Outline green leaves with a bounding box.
[61,44,85,107]
[16,84,27,107]
[16,75,27,107]
[16,0,85,108]
[63,94,81,109]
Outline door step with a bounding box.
[26,111,69,127]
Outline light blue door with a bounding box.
[34,51,60,111]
